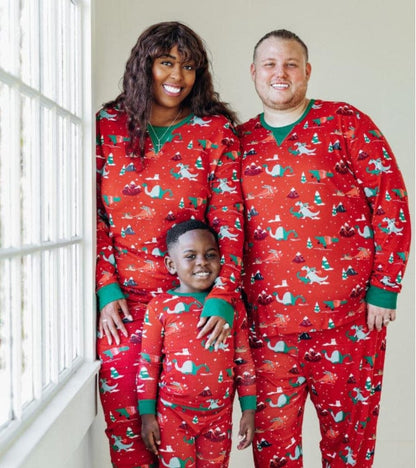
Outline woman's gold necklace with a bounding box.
[147,110,181,152]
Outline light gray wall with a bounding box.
[91,1,415,467]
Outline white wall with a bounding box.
[90,1,415,467]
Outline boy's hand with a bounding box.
[237,410,255,450]
[140,414,161,455]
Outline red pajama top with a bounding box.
[239,100,411,336]
[96,108,244,323]
[137,291,256,414]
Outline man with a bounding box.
[239,29,410,467]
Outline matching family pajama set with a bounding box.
[238,100,411,467]
[138,291,256,468]
[96,107,244,467]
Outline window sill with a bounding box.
[0,360,101,468]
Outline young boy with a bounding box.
[137,219,256,467]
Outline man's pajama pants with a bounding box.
[251,317,386,468]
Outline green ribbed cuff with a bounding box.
[97,283,125,311]
[366,285,398,309]
[239,395,257,411]
[138,399,156,415]
[201,298,234,327]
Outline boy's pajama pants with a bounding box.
[251,317,386,468]
[157,402,233,468]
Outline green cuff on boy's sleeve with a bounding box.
[138,399,156,415]
[200,298,234,327]
[97,283,126,311]
[239,395,257,412]
[365,285,398,309]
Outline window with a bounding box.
[0,0,95,448]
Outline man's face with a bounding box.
[250,37,311,113]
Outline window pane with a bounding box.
[0,259,12,428]
[40,0,55,100]
[21,255,36,407]
[40,106,56,242]
[20,0,40,89]
[20,94,41,245]
[0,82,10,249]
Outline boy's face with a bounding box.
[165,229,221,293]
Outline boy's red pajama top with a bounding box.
[96,107,244,467]
[138,291,256,415]
[239,100,410,336]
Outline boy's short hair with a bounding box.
[166,219,219,251]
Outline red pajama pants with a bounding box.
[251,317,386,468]
[157,402,233,468]
[97,302,158,468]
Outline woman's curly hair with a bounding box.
[105,21,238,158]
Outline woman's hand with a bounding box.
[197,316,231,350]
[99,299,132,345]
[367,303,396,331]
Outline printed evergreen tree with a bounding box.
[306,237,313,249]
[301,172,307,184]
[342,269,348,280]
[322,256,332,270]
[363,133,371,143]
[232,169,238,181]
[107,152,115,165]
[179,197,185,209]
[365,376,372,392]
[314,191,323,205]
[314,302,320,313]
[110,367,122,379]
[187,140,193,149]
[328,142,334,153]
[311,133,320,144]
[331,205,337,217]
[328,318,335,329]
[230,272,236,283]
[126,427,137,438]
[195,155,203,169]
[119,165,126,176]
[385,190,391,202]
[388,253,394,264]
[235,218,242,230]
[382,146,392,160]
[218,371,223,383]
[396,271,402,284]
[108,213,114,227]
[399,208,406,222]
[303,121,309,129]
[110,411,116,423]
[192,415,199,424]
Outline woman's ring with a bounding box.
[102,319,108,323]
[223,323,230,330]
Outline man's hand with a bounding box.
[367,303,396,331]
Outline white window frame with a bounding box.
[0,1,98,466]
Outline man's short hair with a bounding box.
[166,219,218,251]
[253,29,309,62]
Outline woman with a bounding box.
[96,22,244,467]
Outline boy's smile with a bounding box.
[165,229,221,293]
